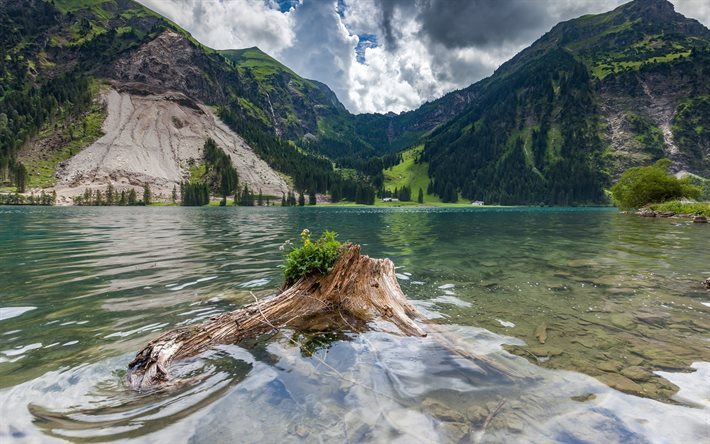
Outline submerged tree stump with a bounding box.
[127,244,426,391]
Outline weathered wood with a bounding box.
[127,244,426,391]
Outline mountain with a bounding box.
[0,0,373,203]
[1,0,708,205]
[415,0,710,204]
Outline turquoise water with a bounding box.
[0,206,708,442]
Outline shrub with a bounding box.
[283,229,342,284]
[610,159,701,209]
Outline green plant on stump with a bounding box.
[283,229,343,285]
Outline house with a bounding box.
[471,201,484,206]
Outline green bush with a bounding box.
[610,159,701,209]
[283,230,343,284]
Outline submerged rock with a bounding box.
[635,312,670,327]
[693,215,708,223]
[421,398,465,423]
[534,321,548,344]
[571,393,597,402]
[621,366,653,382]
[597,360,623,372]
[597,373,644,395]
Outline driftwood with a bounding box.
[127,244,426,391]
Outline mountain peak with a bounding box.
[619,0,709,34]
[622,0,677,21]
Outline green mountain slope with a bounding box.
[1,0,708,206]
[0,0,373,201]
[418,0,710,205]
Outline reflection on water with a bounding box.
[0,206,708,442]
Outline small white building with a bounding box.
[471,200,484,206]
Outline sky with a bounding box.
[135,0,710,114]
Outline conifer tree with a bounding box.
[308,190,316,205]
[298,192,305,206]
[106,183,115,206]
[13,162,27,193]
[142,184,151,206]
[418,187,424,204]
[83,188,92,205]
[128,189,137,205]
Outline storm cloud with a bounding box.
[135,0,709,113]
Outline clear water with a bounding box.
[0,206,708,443]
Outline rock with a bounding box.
[503,415,524,433]
[609,313,635,329]
[597,373,645,395]
[621,366,653,382]
[466,405,488,424]
[704,277,710,289]
[658,211,675,217]
[571,393,597,402]
[693,215,708,223]
[637,210,657,217]
[597,360,622,372]
[421,399,465,423]
[293,424,309,438]
[534,321,548,344]
[528,345,563,357]
[635,312,670,327]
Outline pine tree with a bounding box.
[83,188,92,206]
[417,187,424,204]
[15,167,27,194]
[128,189,137,206]
[171,185,177,204]
[298,192,305,206]
[142,183,151,206]
[13,162,27,193]
[119,190,127,206]
[106,183,115,206]
[257,189,263,206]
[308,190,316,205]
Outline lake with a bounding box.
[1,206,708,443]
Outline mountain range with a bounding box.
[0,0,708,204]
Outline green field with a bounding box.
[382,146,442,204]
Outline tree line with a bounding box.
[72,184,152,206]
[0,190,56,205]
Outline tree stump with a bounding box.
[127,244,426,391]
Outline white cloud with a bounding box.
[138,0,294,56]
[135,0,709,114]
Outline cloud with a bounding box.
[673,0,710,25]
[135,0,709,114]
[137,0,294,56]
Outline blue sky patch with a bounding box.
[355,34,378,63]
